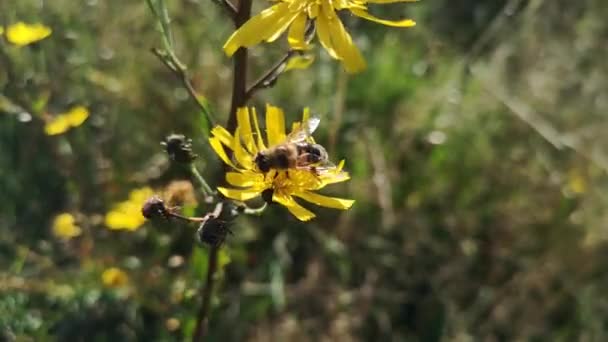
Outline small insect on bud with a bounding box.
[142,196,170,219]
[196,216,232,247]
[162,134,197,164]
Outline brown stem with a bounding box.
[192,202,224,341]
[227,0,252,133]
[192,0,252,339]
[192,245,219,341]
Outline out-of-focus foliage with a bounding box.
[1,0,608,340]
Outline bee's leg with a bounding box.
[296,153,312,165]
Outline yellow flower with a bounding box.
[44,106,90,136]
[0,27,4,36]
[209,104,354,221]
[5,22,52,47]
[105,187,154,230]
[51,213,82,240]
[223,0,416,73]
[101,267,129,288]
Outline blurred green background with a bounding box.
[3,0,608,340]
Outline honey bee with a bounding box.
[254,116,332,173]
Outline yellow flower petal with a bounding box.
[318,170,351,187]
[237,107,257,154]
[218,187,263,201]
[51,213,82,239]
[316,14,339,59]
[265,104,286,146]
[223,3,297,56]
[0,27,4,36]
[44,115,71,136]
[321,0,366,73]
[350,8,416,27]
[294,191,354,210]
[65,106,89,127]
[102,267,129,288]
[233,127,254,169]
[6,22,52,46]
[105,211,144,230]
[226,171,262,187]
[273,192,316,221]
[288,13,308,50]
[128,187,154,203]
[251,107,267,151]
[209,137,238,169]
[211,125,234,147]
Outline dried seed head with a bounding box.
[162,134,197,163]
[196,216,231,247]
[142,196,169,219]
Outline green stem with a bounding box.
[190,164,215,200]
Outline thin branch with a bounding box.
[245,21,315,100]
[211,0,237,21]
[151,48,216,128]
[245,50,302,100]
[190,164,215,203]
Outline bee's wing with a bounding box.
[286,116,321,143]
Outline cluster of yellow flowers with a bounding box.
[211,1,417,218]
[224,0,417,73]
[1,22,92,137]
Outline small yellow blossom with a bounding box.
[101,267,129,288]
[223,0,416,73]
[51,213,82,240]
[209,104,354,221]
[44,106,90,136]
[0,27,4,36]
[105,187,154,230]
[5,22,52,47]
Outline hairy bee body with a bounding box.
[254,142,328,173]
[254,115,330,173]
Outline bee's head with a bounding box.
[254,152,271,172]
[309,144,328,162]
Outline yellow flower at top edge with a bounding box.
[223,0,417,73]
[51,213,82,240]
[209,104,354,221]
[101,267,129,288]
[105,187,154,231]
[44,106,90,136]
[5,22,52,47]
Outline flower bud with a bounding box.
[141,196,169,219]
[162,134,197,163]
[196,216,231,247]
